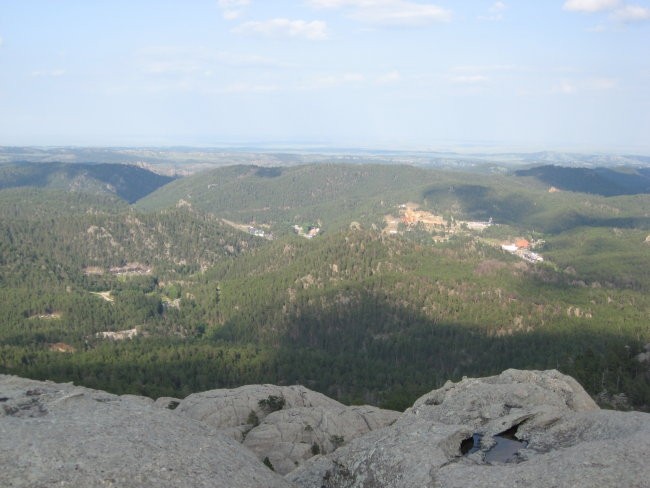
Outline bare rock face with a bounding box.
[288,369,649,488]
[409,368,598,435]
[287,413,472,487]
[176,384,344,433]
[0,375,290,488]
[243,405,400,475]
[174,383,399,475]
[434,409,650,488]
[4,370,648,487]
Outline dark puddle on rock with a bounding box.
[460,434,482,455]
[461,425,528,463]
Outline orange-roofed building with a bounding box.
[515,238,530,249]
[402,207,417,224]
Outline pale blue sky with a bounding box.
[1,1,649,152]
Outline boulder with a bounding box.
[288,369,649,488]
[0,375,290,488]
[435,410,650,488]
[174,384,399,475]
[176,384,343,433]
[287,414,471,487]
[409,368,598,433]
[153,396,182,410]
[243,405,400,475]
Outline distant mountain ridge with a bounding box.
[135,163,440,231]
[515,165,650,196]
[0,162,175,203]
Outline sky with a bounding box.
[0,0,649,152]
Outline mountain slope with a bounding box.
[1,163,649,411]
[0,162,175,203]
[135,164,453,230]
[515,165,650,196]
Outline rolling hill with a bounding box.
[0,161,648,410]
[0,162,175,203]
[515,165,650,196]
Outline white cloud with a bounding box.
[217,0,250,20]
[586,23,608,31]
[0,37,3,48]
[234,18,329,40]
[563,0,621,12]
[301,72,365,89]
[450,75,488,84]
[144,60,203,75]
[611,4,650,21]
[308,0,451,25]
[216,52,288,68]
[224,82,279,93]
[451,64,520,73]
[376,70,401,84]
[308,0,347,5]
[564,1,650,26]
[479,1,507,21]
[586,77,618,89]
[137,46,288,77]
[548,77,618,94]
[552,80,577,94]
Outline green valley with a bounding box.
[0,160,648,411]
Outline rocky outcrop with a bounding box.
[243,405,400,475]
[0,375,290,488]
[173,384,399,474]
[3,370,648,487]
[288,369,649,488]
[176,384,344,432]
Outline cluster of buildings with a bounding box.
[96,328,139,340]
[293,225,321,239]
[501,239,544,263]
[247,226,269,238]
[108,263,152,276]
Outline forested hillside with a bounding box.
[0,162,175,202]
[0,162,648,411]
[515,165,650,196]
[136,164,439,232]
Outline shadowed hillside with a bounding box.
[515,165,650,196]
[0,162,175,203]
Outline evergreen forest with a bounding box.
[0,161,648,412]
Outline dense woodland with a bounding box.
[0,161,648,411]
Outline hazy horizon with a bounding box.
[1,1,649,152]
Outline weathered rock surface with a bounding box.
[0,375,290,488]
[243,405,400,475]
[174,383,399,474]
[435,409,650,488]
[288,369,650,488]
[176,384,343,432]
[287,414,472,487]
[3,370,649,487]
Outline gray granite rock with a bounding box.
[174,384,399,475]
[287,414,471,487]
[153,396,182,410]
[243,405,400,475]
[4,370,648,488]
[287,369,649,488]
[176,384,344,432]
[435,409,650,488]
[0,375,290,488]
